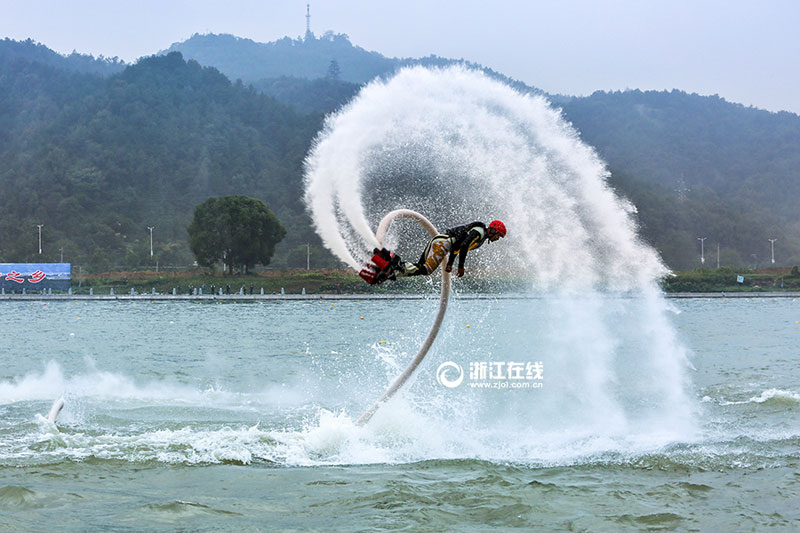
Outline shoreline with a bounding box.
[1,291,799,302]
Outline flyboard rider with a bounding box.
[359,220,507,284]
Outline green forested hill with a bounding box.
[0,49,326,270]
[560,91,800,268]
[560,90,800,221]
[607,171,799,269]
[2,37,799,272]
[251,76,361,115]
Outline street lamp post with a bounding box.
[147,226,155,259]
[36,224,44,255]
[697,237,706,264]
[768,239,777,264]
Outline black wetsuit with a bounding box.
[403,221,489,276]
[444,222,488,271]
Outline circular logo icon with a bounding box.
[436,361,464,388]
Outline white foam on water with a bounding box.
[748,389,800,404]
[716,388,800,406]
[0,360,308,410]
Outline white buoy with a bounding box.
[356,209,451,425]
[47,397,65,424]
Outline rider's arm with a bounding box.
[446,242,459,269]
[446,250,457,269]
[456,229,481,270]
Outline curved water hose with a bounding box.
[47,397,65,425]
[356,209,451,425]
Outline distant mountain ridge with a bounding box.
[559,89,800,267]
[1,35,799,269]
[162,32,544,96]
[0,37,126,76]
[161,32,394,84]
[561,89,800,209]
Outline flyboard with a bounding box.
[355,209,451,426]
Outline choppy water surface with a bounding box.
[1,297,799,531]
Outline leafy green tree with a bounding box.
[188,196,286,274]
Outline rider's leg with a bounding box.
[398,236,450,277]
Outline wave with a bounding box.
[0,404,735,468]
[710,388,800,406]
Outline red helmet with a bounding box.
[489,220,507,237]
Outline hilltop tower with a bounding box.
[305,4,313,40]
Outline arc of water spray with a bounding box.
[356,209,451,426]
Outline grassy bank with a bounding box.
[662,267,800,293]
[56,265,800,295]
[64,268,533,295]
[70,269,362,295]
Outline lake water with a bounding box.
[1,296,799,531]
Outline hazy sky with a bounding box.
[2,0,798,113]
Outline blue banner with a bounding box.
[1,263,71,291]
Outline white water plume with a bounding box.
[304,65,667,290]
